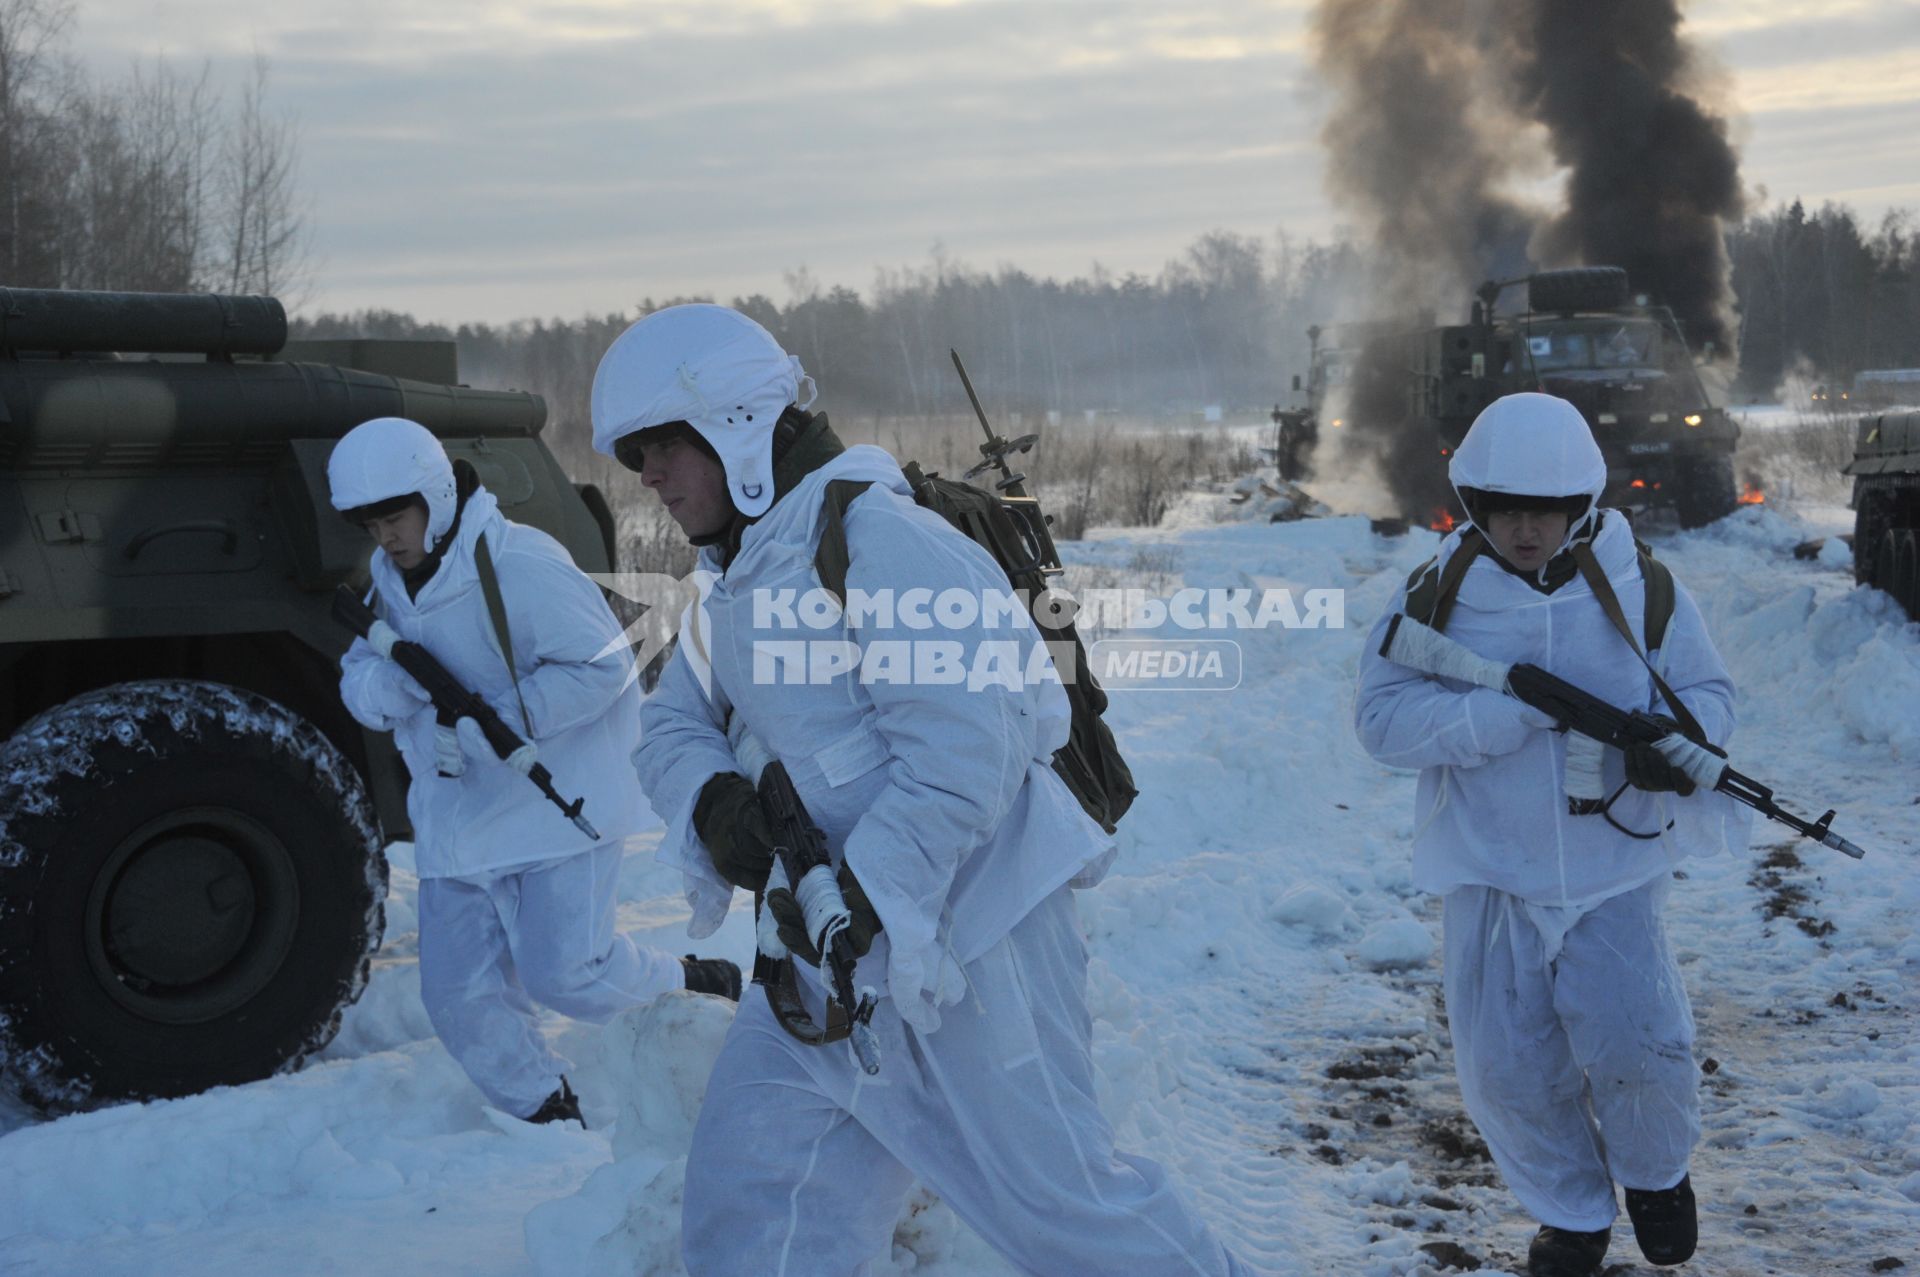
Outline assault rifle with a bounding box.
[758,760,882,1075]
[332,586,601,840]
[1379,612,1869,860]
[951,348,1063,585]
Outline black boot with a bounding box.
[525,1076,584,1128]
[1527,1224,1611,1277]
[1625,1174,1698,1266]
[682,954,743,1001]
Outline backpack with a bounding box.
[810,464,1137,834]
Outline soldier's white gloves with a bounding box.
[435,723,466,778]
[367,619,403,658]
[455,715,538,775]
[360,661,431,722]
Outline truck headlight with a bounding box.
[1684,413,1703,427]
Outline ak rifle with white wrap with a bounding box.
[757,760,882,1075]
[1377,612,1869,860]
[332,586,600,840]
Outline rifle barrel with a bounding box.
[1385,614,1870,860]
[950,348,996,441]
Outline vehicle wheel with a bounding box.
[0,680,387,1114]
[1896,529,1920,622]
[1854,501,1889,587]
[1873,530,1900,598]
[1674,455,1738,529]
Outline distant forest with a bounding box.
[295,203,1920,437]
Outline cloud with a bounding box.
[63,0,1920,322]
[1733,49,1920,115]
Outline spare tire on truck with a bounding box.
[0,680,386,1114]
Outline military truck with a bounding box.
[1844,409,1920,621]
[1357,267,1741,527]
[0,287,617,1115]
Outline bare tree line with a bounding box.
[295,232,1369,429]
[0,0,307,297]
[1726,201,1920,398]
[294,198,1920,450]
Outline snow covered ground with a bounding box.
[2,486,1915,1276]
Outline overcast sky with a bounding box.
[73,0,1920,324]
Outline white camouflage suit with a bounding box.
[1354,396,1752,1233]
[632,439,1256,1275]
[333,418,684,1118]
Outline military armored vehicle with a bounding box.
[1329,267,1741,527]
[0,287,617,1114]
[1845,409,1920,620]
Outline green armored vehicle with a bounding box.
[1845,409,1920,620]
[0,287,617,1114]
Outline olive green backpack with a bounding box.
[810,465,1137,834]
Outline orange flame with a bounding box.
[1429,508,1457,533]
[1738,486,1765,505]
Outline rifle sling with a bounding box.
[751,913,851,1046]
[1411,529,1486,632]
[474,531,534,736]
[813,478,875,606]
[1571,541,1705,744]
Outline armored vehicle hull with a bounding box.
[0,288,618,1114]
[1846,410,1920,620]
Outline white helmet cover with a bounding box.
[1448,392,1607,556]
[589,303,815,519]
[1448,392,1606,500]
[327,416,460,553]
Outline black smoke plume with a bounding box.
[1310,0,1538,308]
[1514,0,1745,350]
[1309,0,1745,516]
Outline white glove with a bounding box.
[1470,689,1557,758]
[456,716,538,776]
[359,660,431,722]
[434,723,466,777]
[367,619,403,658]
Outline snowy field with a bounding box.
[1,482,1915,1276]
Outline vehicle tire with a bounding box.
[1527,267,1630,314]
[0,680,387,1114]
[1872,530,1900,598]
[1855,500,1890,587]
[1896,529,1920,622]
[1673,454,1739,529]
